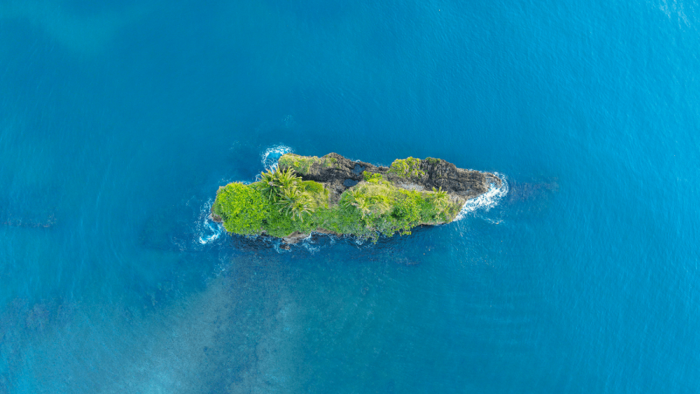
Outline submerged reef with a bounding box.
[212,153,500,243]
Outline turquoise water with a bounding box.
[1,0,699,392]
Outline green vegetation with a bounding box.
[212,168,330,238]
[324,156,338,168]
[211,182,270,235]
[277,153,338,175]
[257,167,298,202]
[213,165,461,241]
[363,171,384,182]
[388,157,425,178]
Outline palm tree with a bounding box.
[352,196,371,218]
[340,189,355,209]
[276,187,311,221]
[432,187,447,199]
[257,169,279,201]
[291,201,312,221]
[430,187,450,218]
[256,167,302,202]
[273,167,300,190]
[340,189,371,218]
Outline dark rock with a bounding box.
[279,152,500,205]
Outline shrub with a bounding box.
[323,157,338,168]
[362,171,384,183]
[212,183,270,235]
[388,157,425,178]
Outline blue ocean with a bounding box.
[1,0,699,392]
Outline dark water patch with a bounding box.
[121,249,233,318]
[352,164,365,174]
[1,296,76,336]
[0,296,78,393]
[343,179,359,187]
[0,186,60,229]
[228,234,282,253]
[507,178,559,203]
[193,237,450,392]
[198,252,300,392]
[225,221,445,259]
[504,177,559,218]
[0,215,57,229]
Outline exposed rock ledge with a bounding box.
[281,152,500,206]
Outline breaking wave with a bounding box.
[196,199,224,245]
[455,173,508,221]
[261,145,293,172]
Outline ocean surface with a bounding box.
[1,0,699,392]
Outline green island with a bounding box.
[212,152,500,243]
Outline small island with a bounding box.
[212,153,500,243]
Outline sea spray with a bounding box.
[261,145,293,172]
[197,199,224,245]
[455,173,508,221]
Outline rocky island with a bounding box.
[212,153,501,243]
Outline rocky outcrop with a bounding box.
[279,152,500,206]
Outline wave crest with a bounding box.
[261,145,293,172]
[455,173,508,221]
[196,199,224,245]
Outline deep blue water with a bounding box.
[1,0,699,392]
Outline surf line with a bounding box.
[455,173,508,221]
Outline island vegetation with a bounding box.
[212,153,499,243]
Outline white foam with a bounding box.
[261,145,293,172]
[272,241,292,253]
[196,199,224,245]
[454,173,508,221]
[301,237,320,254]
